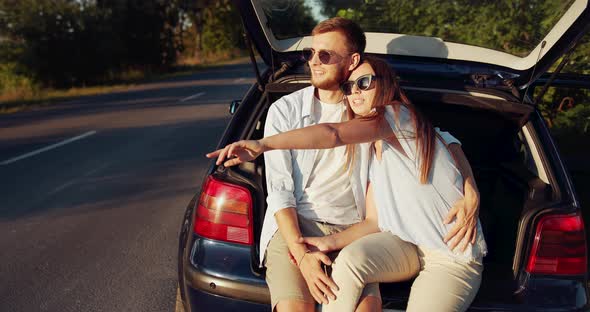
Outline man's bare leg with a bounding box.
[355,296,382,312]
[275,299,315,312]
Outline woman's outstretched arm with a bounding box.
[260,115,391,150]
[206,116,392,167]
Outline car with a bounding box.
[178,1,590,311]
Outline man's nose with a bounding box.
[310,51,321,65]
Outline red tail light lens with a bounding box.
[194,176,253,245]
[526,213,586,275]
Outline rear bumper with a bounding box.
[180,236,270,311]
[180,238,589,312]
[184,260,269,304]
[185,285,268,312]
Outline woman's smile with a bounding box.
[350,97,366,108]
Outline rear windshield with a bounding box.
[261,0,576,57]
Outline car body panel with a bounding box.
[186,286,268,312]
[187,237,268,303]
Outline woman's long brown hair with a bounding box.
[344,56,436,184]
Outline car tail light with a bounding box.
[526,213,586,275]
[194,176,253,245]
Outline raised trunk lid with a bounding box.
[234,0,590,94]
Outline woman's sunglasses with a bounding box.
[302,48,348,65]
[340,74,378,96]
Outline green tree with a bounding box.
[261,0,317,40]
[537,32,590,133]
[0,0,186,87]
[179,0,246,60]
[318,0,573,57]
[200,0,243,57]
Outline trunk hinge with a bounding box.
[533,38,585,106]
[532,21,590,106]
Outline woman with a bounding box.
[207,56,487,311]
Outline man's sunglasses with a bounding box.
[340,74,378,96]
[302,48,349,65]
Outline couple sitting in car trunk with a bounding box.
[207,17,487,312]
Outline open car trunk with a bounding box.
[237,73,555,308]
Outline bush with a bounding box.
[0,0,184,88]
[537,84,590,134]
[0,63,38,101]
[552,104,590,134]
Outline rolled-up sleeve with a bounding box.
[264,102,297,215]
[435,127,461,146]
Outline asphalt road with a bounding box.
[0,63,257,311]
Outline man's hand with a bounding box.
[205,140,265,167]
[443,183,480,251]
[298,250,339,304]
[298,236,337,253]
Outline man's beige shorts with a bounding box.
[264,216,380,311]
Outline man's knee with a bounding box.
[275,299,315,312]
[356,295,382,312]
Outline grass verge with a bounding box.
[0,84,133,114]
[0,56,252,114]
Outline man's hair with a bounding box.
[312,17,366,56]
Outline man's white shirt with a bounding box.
[260,86,370,265]
[297,96,359,224]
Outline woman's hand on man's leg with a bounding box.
[298,250,339,304]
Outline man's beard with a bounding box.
[311,66,347,90]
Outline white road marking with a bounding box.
[0,131,97,165]
[47,163,110,195]
[234,77,246,83]
[179,92,205,102]
[82,163,110,177]
[47,180,78,196]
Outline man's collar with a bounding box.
[303,86,345,119]
[302,86,316,118]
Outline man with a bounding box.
[260,17,381,312]
[209,17,481,312]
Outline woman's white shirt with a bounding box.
[369,105,488,262]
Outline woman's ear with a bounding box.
[348,52,361,71]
